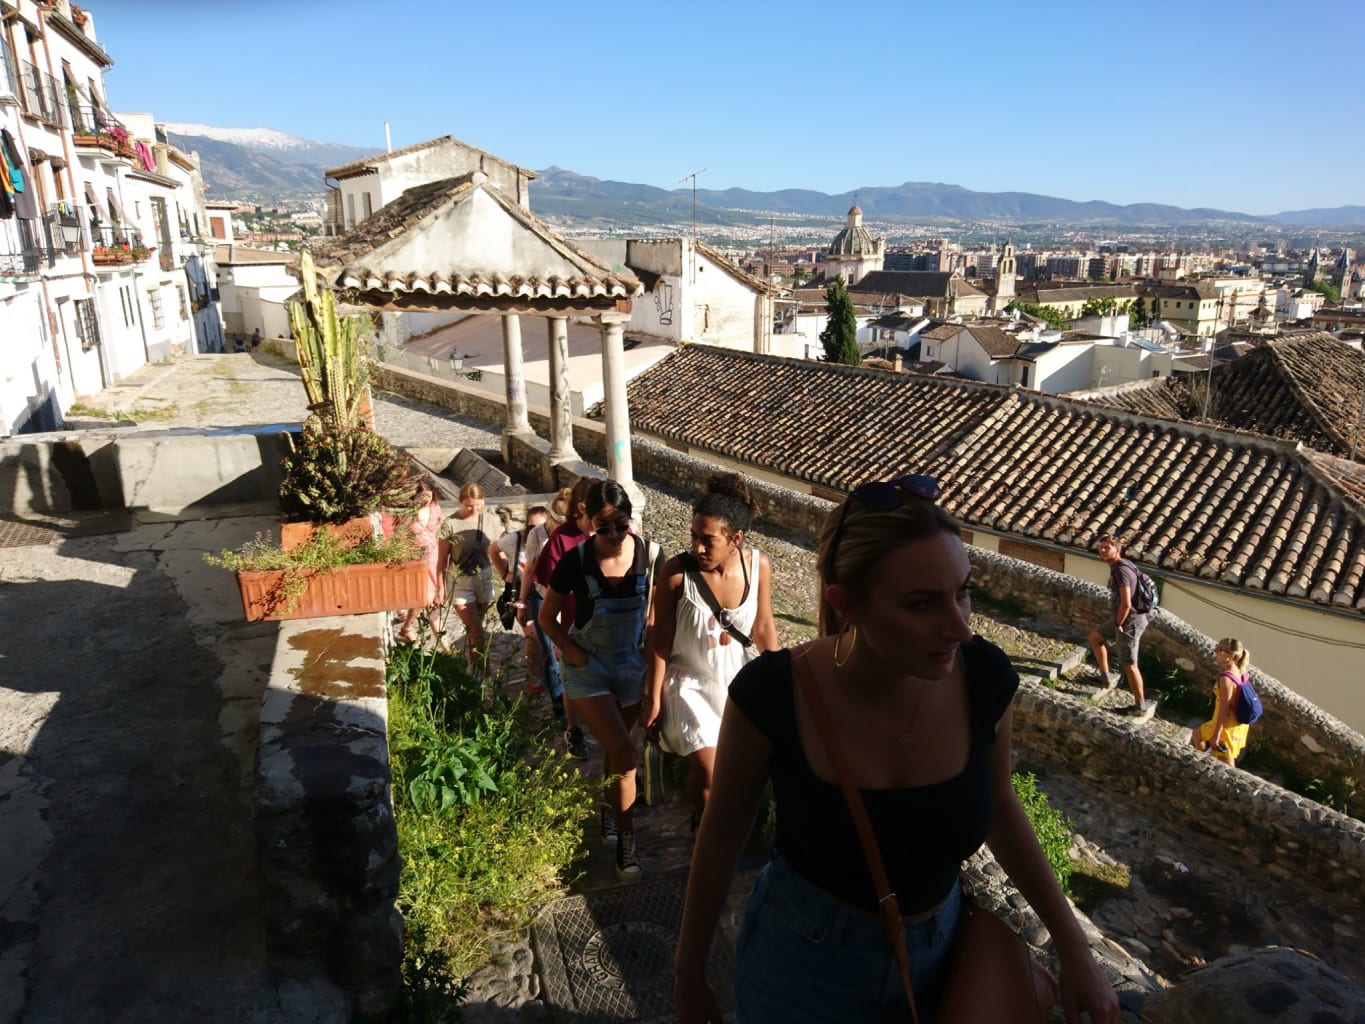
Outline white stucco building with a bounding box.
[575,237,785,357]
[0,0,222,433]
[323,134,535,235]
[214,245,297,344]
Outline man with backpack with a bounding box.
[1089,533,1157,721]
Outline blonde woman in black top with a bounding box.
[674,475,1118,1023]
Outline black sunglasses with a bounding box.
[825,474,943,577]
[594,519,631,537]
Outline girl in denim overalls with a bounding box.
[538,479,661,881]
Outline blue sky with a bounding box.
[94,0,1360,215]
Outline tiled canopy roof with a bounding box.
[309,175,639,309]
[623,345,1365,611]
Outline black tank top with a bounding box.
[728,638,1018,914]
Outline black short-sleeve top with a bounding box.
[728,636,1018,915]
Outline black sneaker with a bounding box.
[615,829,641,881]
[565,727,588,761]
[599,803,619,845]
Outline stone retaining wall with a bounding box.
[1011,677,1365,924]
[255,616,403,1021]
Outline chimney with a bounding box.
[892,352,904,372]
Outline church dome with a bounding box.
[829,224,878,257]
[829,204,878,258]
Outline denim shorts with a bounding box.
[734,856,961,1023]
[561,645,646,705]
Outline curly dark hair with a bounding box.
[693,473,760,537]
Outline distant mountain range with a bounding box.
[163,124,379,200]
[168,126,1364,228]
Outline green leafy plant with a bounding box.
[388,643,594,982]
[1013,771,1073,896]
[279,418,418,523]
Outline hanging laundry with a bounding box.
[135,140,155,173]
[1,128,26,194]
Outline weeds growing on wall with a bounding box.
[387,640,595,1016]
[1013,772,1074,897]
[1238,745,1362,822]
[1139,653,1210,720]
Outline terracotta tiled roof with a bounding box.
[965,324,1019,357]
[1070,334,1364,458]
[922,324,961,341]
[1199,334,1365,455]
[623,345,1365,611]
[1068,379,1188,420]
[1016,284,1139,304]
[309,175,639,306]
[852,271,954,298]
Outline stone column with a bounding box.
[500,313,531,460]
[546,315,578,465]
[597,312,641,511]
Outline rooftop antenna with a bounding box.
[679,167,706,295]
[678,167,706,241]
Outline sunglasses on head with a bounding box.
[826,474,943,576]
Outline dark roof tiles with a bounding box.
[623,345,1365,612]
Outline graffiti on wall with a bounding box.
[654,281,674,326]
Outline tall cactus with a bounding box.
[289,250,369,431]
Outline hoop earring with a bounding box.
[833,624,857,668]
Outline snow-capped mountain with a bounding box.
[162,123,304,150]
[163,124,381,200]
[164,123,379,170]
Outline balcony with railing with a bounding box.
[89,223,153,267]
[0,208,82,274]
[18,62,65,127]
[69,105,134,159]
[0,219,45,276]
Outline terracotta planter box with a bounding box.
[279,516,376,552]
[236,559,427,622]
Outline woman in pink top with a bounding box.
[398,477,444,644]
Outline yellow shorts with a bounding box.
[1198,720,1250,762]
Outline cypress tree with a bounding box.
[820,279,861,365]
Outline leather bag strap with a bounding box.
[792,650,920,1024]
[683,549,753,648]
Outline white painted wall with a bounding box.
[1030,343,1095,393]
[0,284,67,434]
[1091,342,1173,388]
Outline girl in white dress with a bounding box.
[644,475,779,830]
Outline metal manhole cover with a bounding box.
[0,518,61,549]
[531,875,733,1023]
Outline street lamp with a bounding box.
[449,352,464,371]
[59,215,82,247]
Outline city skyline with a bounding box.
[93,0,1361,216]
